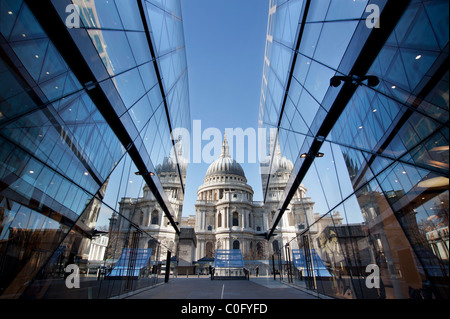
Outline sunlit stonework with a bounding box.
[191,133,326,270]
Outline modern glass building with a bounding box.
[0,0,190,298]
[259,0,448,299]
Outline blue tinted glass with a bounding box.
[306,0,331,22]
[147,83,163,110]
[88,29,136,76]
[115,0,144,31]
[40,72,68,102]
[0,0,23,38]
[403,8,440,51]
[0,61,24,101]
[384,50,410,91]
[394,5,419,44]
[369,46,397,78]
[138,62,158,91]
[129,95,153,132]
[9,3,45,41]
[299,23,322,58]
[326,0,368,20]
[39,42,68,83]
[400,49,439,90]
[297,89,319,128]
[304,61,334,103]
[424,0,449,49]
[74,0,123,30]
[293,54,312,85]
[11,38,49,82]
[159,53,176,91]
[112,67,145,108]
[146,3,165,54]
[126,31,152,65]
[314,20,358,70]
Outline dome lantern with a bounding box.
[204,133,246,180]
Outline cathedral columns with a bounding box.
[203,211,206,230]
[222,209,225,228]
[216,211,219,229]
[203,211,207,230]
[196,210,207,231]
[219,209,225,229]
[144,209,149,227]
[198,241,204,259]
[195,209,200,231]
[245,210,249,229]
[225,207,229,229]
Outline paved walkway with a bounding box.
[126,277,318,299]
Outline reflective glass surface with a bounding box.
[259,0,448,299]
[0,0,189,298]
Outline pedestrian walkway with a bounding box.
[126,277,318,299]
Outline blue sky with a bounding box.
[180,0,269,216]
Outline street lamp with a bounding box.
[135,171,155,177]
[330,74,379,87]
[300,152,324,158]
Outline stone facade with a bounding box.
[193,135,319,262]
[113,135,340,267]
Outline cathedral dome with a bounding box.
[155,136,188,175]
[205,134,246,179]
[273,153,294,173]
[206,156,246,178]
[261,136,294,175]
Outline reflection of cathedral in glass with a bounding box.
[113,137,187,259]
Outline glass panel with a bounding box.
[424,0,450,49]
[296,88,320,129]
[128,95,154,133]
[313,142,343,210]
[115,0,144,31]
[325,0,368,20]
[88,29,136,76]
[306,0,330,22]
[303,61,335,104]
[74,0,123,30]
[8,2,45,41]
[400,49,439,90]
[10,38,49,82]
[0,0,23,39]
[313,20,358,70]
[112,67,145,109]
[0,0,185,300]
[126,31,152,66]
[38,42,68,83]
[299,22,322,59]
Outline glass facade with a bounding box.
[259,0,448,299]
[0,0,190,298]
